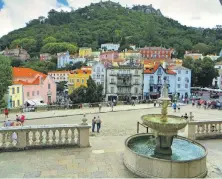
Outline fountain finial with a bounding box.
[159,80,170,100]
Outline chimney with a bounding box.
[163,62,167,69]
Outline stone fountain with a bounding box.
[123,81,208,178]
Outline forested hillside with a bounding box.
[0,1,222,58]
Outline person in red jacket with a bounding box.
[4,108,9,119]
[20,114,25,125]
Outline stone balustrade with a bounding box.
[187,120,222,140]
[0,124,91,151]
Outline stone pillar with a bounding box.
[79,126,91,147]
[16,130,27,149]
[187,122,196,140]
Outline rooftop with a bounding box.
[144,64,176,75]
[169,66,190,71]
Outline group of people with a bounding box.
[92,116,102,133]
[3,113,25,127]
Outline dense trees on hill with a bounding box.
[0,1,222,58]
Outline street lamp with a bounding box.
[83,89,86,103]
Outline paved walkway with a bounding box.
[0,105,222,178]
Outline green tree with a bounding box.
[43,36,57,45]
[41,42,78,54]
[10,38,37,53]
[10,58,25,67]
[0,55,12,108]
[57,81,67,93]
[192,43,209,55]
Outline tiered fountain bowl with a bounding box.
[123,83,207,178]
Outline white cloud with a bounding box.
[0,0,222,37]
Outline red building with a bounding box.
[139,47,174,59]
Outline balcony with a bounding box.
[110,81,116,85]
[117,83,132,87]
[133,74,140,77]
[110,73,117,76]
[117,91,131,95]
[133,82,140,85]
[117,74,132,78]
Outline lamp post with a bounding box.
[83,89,86,103]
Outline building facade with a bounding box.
[100,51,119,61]
[79,48,92,57]
[139,47,174,59]
[143,64,176,99]
[40,53,52,61]
[101,43,120,51]
[11,67,57,106]
[105,66,143,101]
[170,66,191,98]
[91,63,106,94]
[7,85,24,108]
[4,47,30,61]
[48,71,70,83]
[57,51,72,68]
[184,53,203,60]
[68,69,91,94]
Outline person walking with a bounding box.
[192,100,195,107]
[177,103,180,112]
[173,103,177,112]
[92,116,96,132]
[96,116,102,133]
[184,113,188,120]
[98,103,102,113]
[4,108,9,119]
[111,102,114,112]
[154,101,156,107]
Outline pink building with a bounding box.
[13,67,56,104]
[100,51,119,61]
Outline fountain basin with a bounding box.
[124,134,207,178]
[142,114,187,135]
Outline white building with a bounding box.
[91,63,106,94]
[48,71,70,83]
[171,66,191,98]
[101,43,120,51]
[106,65,143,101]
[143,64,177,99]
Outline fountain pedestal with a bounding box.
[155,135,174,155]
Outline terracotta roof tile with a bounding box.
[144,64,176,75]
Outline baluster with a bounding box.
[32,130,37,146]
[26,131,30,146]
[219,123,222,133]
[65,129,69,144]
[52,130,56,145]
[71,129,75,144]
[58,129,63,144]
[46,130,50,145]
[39,130,44,145]
[197,125,200,134]
[201,125,205,134]
[74,128,79,145]
[215,123,218,133]
[206,124,209,133]
[2,133,6,148]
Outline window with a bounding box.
[93,74,96,79]
[17,100,20,107]
[82,79,84,84]
[185,77,189,83]
[97,67,100,72]
[186,71,188,74]
[101,74,104,78]
[12,101,15,108]
[27,92,30,97]
[178,70,181,74]
[97,74,100,78]
[135,79,139,84]
[32,91,35,96]
[102,68,104,72]
[17,87,19,93]
[48,84,51,89]
[135,87,138,94]
[77,79,80,82]
[135,70,138,75]
[12,88,15,94]
[178,77,181,81]
[111,78,114,83]
[37,91,39,95]
[177,84,180,88]
[185,84,188,88]
[111,87,114,93]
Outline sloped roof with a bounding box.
[144,64,176,75]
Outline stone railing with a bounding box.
[0,124,91,151]
[187,120,222,140]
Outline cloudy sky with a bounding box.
[0,0,222,37]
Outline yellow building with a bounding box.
[79,47,92,57]
[8,84,23,108]
[68,69,91,94]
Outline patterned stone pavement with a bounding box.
[0,136,222,178]
[0,106,222,178]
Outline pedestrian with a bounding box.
[111,102,114,111]
[184,113,188,120]
[98,103,102,112]
[192,100,195,107]
[177,103,180,112]
[16,114,20,122]
[154,101,156,107]
[173,103,177,112]
[3,120,13,127]
[96,116,101,133]
[182,98,185,104]
[4,108,9,119]
[92,116,96,132]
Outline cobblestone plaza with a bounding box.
[0,104,222,178]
